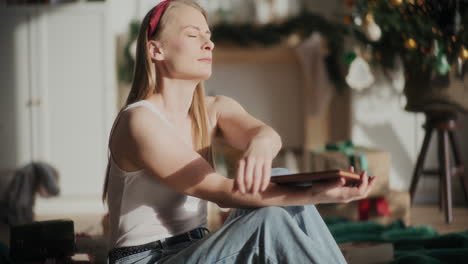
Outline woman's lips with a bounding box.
[198,58,212,63]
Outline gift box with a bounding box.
[309,141,390,197]
[317,190,411,226]
[339,242,394,264]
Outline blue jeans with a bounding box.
[112,168,346,264]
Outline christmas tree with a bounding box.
[348,0,467,76]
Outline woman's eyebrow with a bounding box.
[183,25,211,35]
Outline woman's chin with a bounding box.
[188,71,212,81]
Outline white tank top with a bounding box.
[107,100,208,248]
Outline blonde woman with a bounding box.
[103,0,375,263]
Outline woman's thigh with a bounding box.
[159,206,346,264]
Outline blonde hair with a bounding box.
[103,0,213,201]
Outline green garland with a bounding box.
[118,11,350,92]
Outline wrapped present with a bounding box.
[310,141,390,197]
[339,242,394,264]
[317,190,411,226]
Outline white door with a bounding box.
[0,10,33,173]
[1,4,117,214]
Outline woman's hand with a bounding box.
[235,137,273,195]
[308,166,376,204]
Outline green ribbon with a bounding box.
[320,140,370,174]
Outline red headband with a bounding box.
[147,0,173,39]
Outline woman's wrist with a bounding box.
[249,127,282,154]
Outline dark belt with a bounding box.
[108,227,210,264]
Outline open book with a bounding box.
[270,170,361,187]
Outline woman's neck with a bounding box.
[147,77,199,122]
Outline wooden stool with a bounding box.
[410,112,467,223]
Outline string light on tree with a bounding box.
[391,0,403,6]
[460,46,468,61]
[404,38,417,50]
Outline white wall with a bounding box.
[206,63,304,148]
[351,70,425,191]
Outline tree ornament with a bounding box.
[392,56,405,92]
[364,13,381,42]
[346,56,375,91]
[344,51,357,65]
[353,15,363,26]
[460,46,468,61]
[436,54,450,75]
[457,57,464,77]
[365,20,382,41]
[432,39,439,56]
[391,0,403,6]
[365,13,374,24]
[404,38,417,50]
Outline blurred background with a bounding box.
[1,0,467,263]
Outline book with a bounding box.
[270,170,362,187]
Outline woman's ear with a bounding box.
[148,40,165,61]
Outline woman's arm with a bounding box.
[214,95,283,194]
[214,95,282,154]
[120,106,374,209]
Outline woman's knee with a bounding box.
[254,206,290,220]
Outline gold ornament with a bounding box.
[391,0,403,6]
[405,38,417,49]
[460,46,468,61]
[365,13,374,24]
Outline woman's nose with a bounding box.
[203,39,215,51]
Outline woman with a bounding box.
[103,0,375,263]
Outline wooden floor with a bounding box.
[410,205,468,234]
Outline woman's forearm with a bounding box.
[248,125,282,158]
[213,178,315,209]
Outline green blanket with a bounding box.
[325,218,468,264]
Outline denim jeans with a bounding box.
[110,168,346,264]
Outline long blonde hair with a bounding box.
[103,0,213,201]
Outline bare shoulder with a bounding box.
[110,105,171,170]
[206,95,244,114]
[117,106,164,136]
